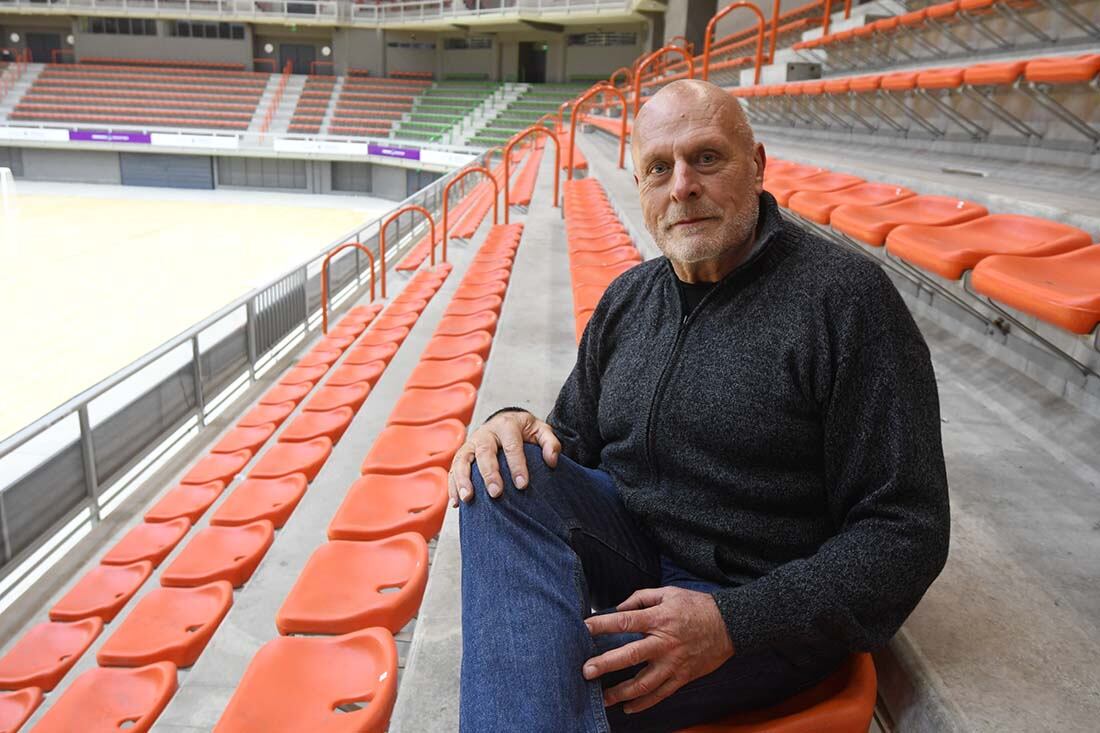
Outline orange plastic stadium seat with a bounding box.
[314,334,356,353]
[0,618,102,691]
[464,268,512,287]
[297,348,342,368]
[237,401,296,429]
[258,382,312,406]
[359,326,411,347]
[372,311,420,331]
[160,521,274,588]
[344,302,384,325]
[766,172,864,207]
[210,475,308,529]
[101,518,191,567]
[384,298,429,316]
[677,653,876,733]
[395,285,437,303]
[329,469,448,542]
[279,364,328,386]
[210,424,276,455]
[405,354,486,390]
[304,383,371,414]
[327,360,386,387]
[880,71,919,91]
[30,662,177,733]
[179,449,251,485]
[0,688,41,733]
[568,232,633,253]
[963,60,1026,86]
[250,438,334,482]
[213,629,397,733]
[1025,53,1100,85]
[571,248,642,268]
[423,331,494,361]
[446,295,504,317]
[276,534,429,635]
[436,311,499,337]
[971,245,1100,334]
[97,582,232,668]
[49,561,154,623]
[917,67,964,90]
[387,383,479,426]
[885,214,1092,280]
[572,262,638,287]
[360,420,467,475]
[574,284,609,313]
[576,309,596,340]
[328,324,367,340]
[144,481,226,524]
[830,196,988,246]
[763,162,824,182]
[280,407,355,444]
[345,341,400,365]
[788,182,916,224]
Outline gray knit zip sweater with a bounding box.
[547,192,950,655]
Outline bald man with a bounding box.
[451,80,949,732]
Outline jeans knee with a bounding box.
[469,443,554,494]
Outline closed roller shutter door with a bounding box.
[120,153,214,189]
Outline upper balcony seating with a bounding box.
[10,62,269,130]
[329,75,433,137]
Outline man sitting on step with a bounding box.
[449,79,950,733]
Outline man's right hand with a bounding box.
[448,410,562,507]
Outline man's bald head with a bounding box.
[631,79,755,167]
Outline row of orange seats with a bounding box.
[214,223,526,732]
[508,139,546,209]
[0,270,455,731]
[767,159,1100,337]
[288,75,337,134]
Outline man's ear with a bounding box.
[633,173,639,186]
[754,143,767,194]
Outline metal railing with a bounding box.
[0,150,487,609]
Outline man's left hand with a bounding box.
[582,587,735,714]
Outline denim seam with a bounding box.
[574,549,613,733]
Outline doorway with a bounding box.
[278,43,317,75]
[26,33,62,63]
[517,41,547,83]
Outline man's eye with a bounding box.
[700,152,718,164]
[649,163,669,175]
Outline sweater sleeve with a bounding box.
[711,277,950,655]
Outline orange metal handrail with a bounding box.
[667,35,695,56]
[443,166,497,259]
[504,126,560,223]
[569,84,627,179]
[844,0,852,19]
[767,0,783,63]
[632,45,695,117]
[609,66,632,90]
[556,100,572,134]
[321,242,376,334]
[703,3,766,84]
[380,204,436,295]
[484,145,505,169]
[823,0,835,36]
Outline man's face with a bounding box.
[633,97,764,268]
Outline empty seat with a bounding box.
[280,407,355,444]
[372,312,420,331]
[327,360,386,387]
[405,354,485,390]
[454,281,507,300]
[97,582,233,668]
[1025,53,1100,85]
[387,383,479,426]
[766,172,864,207]
[445,295,504,317]
[0,688,41,733]
[250,438,333,482]
[297,348,342,368]
[303,383,371,413]
[213,629,397,733]
[327,324,367,340]
[237,401,296,429]
[279,364,329,386]
[210,424,276,456]
[276,533,429,635]
[49,561,154,623]
[343,303,384,324]
[830,196,988,246]
[394,286,437,304]
[885,215,1093,280]
[422,331,494,361]
[0,618,102,691]
[359,326,411,347]
[571,248,642,268]
[384,298,429,316]
[29,662,177,733]
[179,449,251,485]
[436,311,499,337]
[210,474,309,529]
[463,268,512,287]
[101,518,191,567]
[787,183,916,224]
[971,245,1100,334]
[345,341,400,365]
[258,382,313,406]
[144,482,225,524]
[329,469,449,542]
[160,521,274,588]
[360,420,467,475]
[568,232,633,253]
[680,653,876,732]
[315,333,355,352]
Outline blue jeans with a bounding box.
[459,445,846,732]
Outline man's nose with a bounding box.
[670,162,701,202]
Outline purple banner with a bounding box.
[368,142,420,161]
[69,129,152,144]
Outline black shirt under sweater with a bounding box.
[545,192,950,656]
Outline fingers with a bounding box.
[602,663,673,710]
[447,468,460,508]
[617,587,665,612]
[473,435,504,498]
[533,420,562,468]
[582,636,660,680]
[584,608,654,637]
[450,447,477,504]
[496,419,530,490]
[621,673,682,715]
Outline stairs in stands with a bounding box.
[258,74,306,136]
[393,82,499,145]
[318,76,344,135]
[467,83,587,148]
[0,63,44,122]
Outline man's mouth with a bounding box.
[671,217,715,228]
